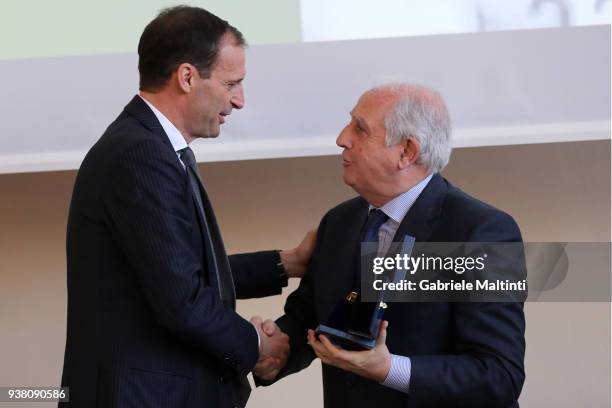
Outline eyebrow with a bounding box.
[350,111,370,133]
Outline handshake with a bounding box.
[250,316,289,381]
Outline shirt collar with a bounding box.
[369,173,434,223]
[139,94,188,153]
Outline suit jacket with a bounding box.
[270,174,525,407]
[60,96,284,408]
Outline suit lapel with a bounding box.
[193,170,236,308]
[392,173,447,243]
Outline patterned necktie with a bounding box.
[179,147,236,309]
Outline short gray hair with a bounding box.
[375,83,452,173]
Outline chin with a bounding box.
[197,128,221,139]
[342,172,355,188]
[210,124,221,138]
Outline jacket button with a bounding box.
[219,376,225,383]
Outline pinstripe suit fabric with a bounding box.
[60,96,282,408]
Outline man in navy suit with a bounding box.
[256,84,526,407]
[60,6,314,408]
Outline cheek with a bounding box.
[365,151,394,176]
[213,88,228,107]
[202,98,217,121]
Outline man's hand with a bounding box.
[307,320,391,383]
[280,228,317,278]
[250,317,289,380]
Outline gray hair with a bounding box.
[374,83,452,173]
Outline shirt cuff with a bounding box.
[381,354,411,393]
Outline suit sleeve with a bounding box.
[229,250,286,299]
[104,139,259,376]
[407,214,526,407]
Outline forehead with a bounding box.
[212,44,246,78]
[352,90,397,123]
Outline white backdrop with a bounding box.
[0,25,609,173]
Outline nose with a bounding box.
[336,124,351,149]
[231,84,245,110]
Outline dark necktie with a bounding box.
[354,209,389,290]
[362,209,389,243]
[179,147,236,309]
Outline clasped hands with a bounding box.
[246,229,317,380]
[250,316,289,381]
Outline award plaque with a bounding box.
[316,235,415,350]
[316,292,386,350]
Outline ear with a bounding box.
[398,137,420,169]
[176,63,197,93]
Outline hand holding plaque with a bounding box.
[308,320,391,382]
